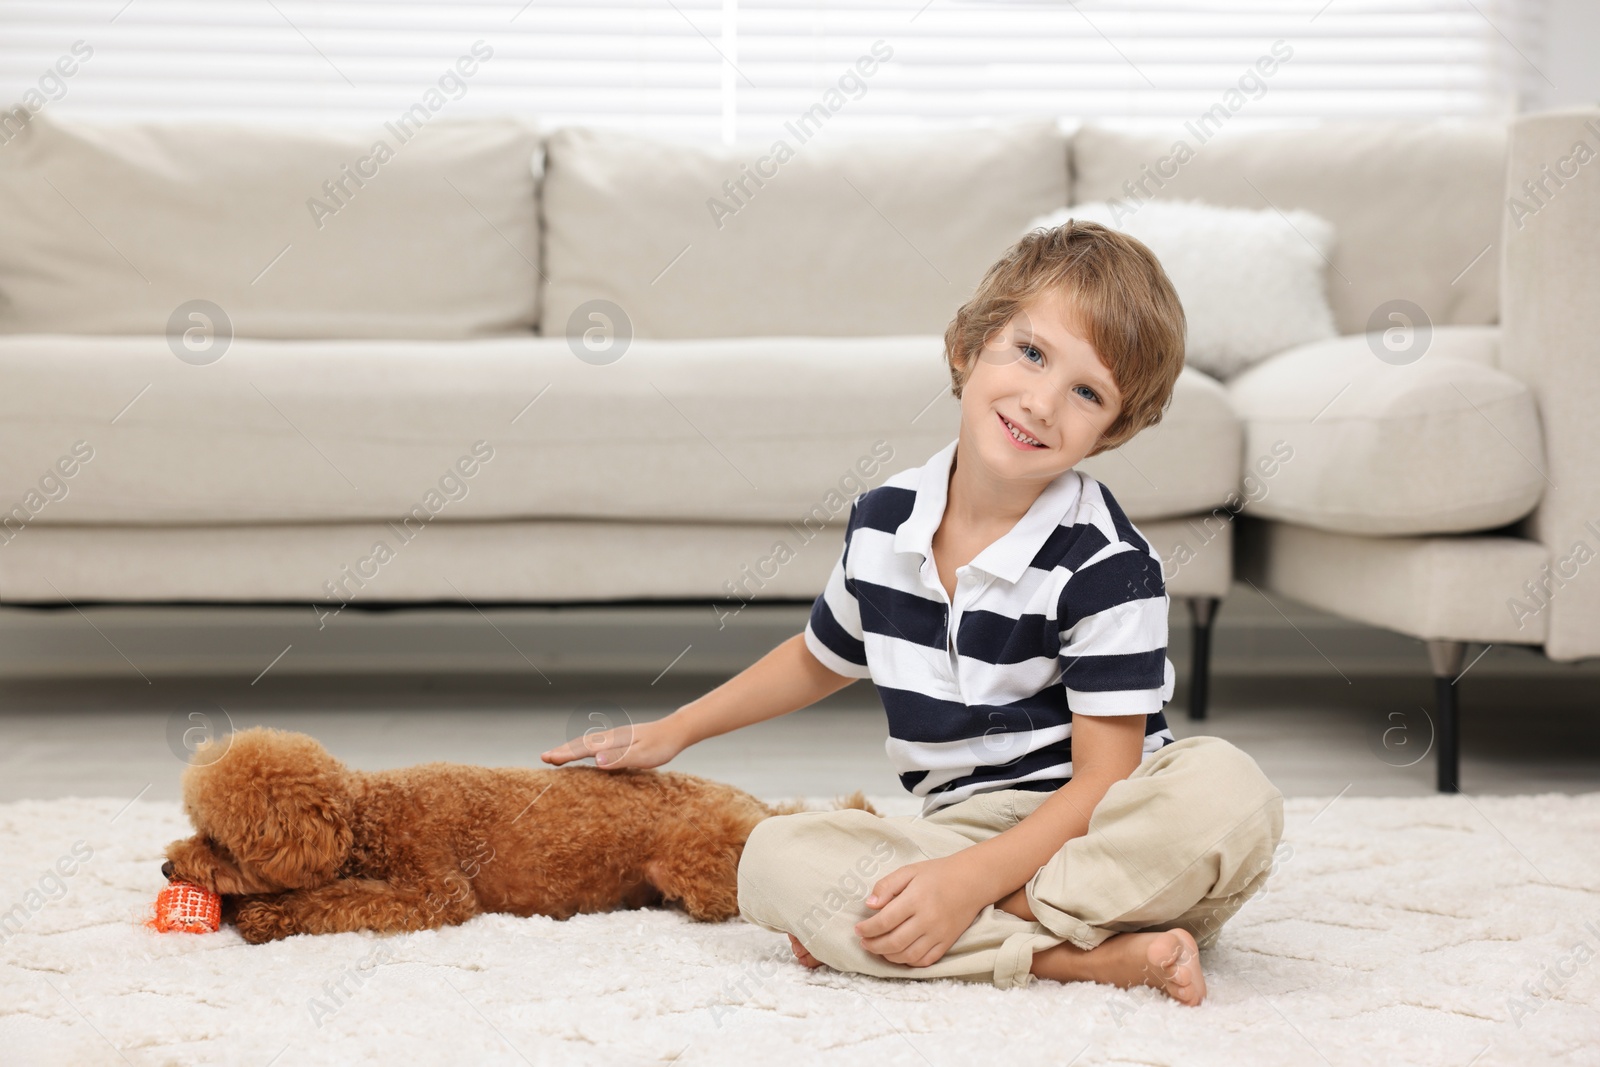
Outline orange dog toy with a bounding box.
[148,881,222,934]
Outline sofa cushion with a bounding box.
[1071,120,1504,336]
[0,114,541,339]
[541,122,1067,339]
[0,335,955,527]
[0,334,1234,527]
[1226,327,1545,536]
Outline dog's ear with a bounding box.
[240,775,354,889]
[185,728,355,890]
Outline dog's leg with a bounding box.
[641,804,757,923]
[642,849,744,922]
[232,873,479,944]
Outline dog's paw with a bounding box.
[233,899,296,944]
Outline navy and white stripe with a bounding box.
[805,437,1176,816]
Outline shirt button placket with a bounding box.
[949,571,966,697]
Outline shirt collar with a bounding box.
[892,437,1085,586]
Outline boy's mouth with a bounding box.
[998,413,1047,450]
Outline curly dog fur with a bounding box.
[162,726,874,944]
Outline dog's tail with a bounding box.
[767,790,878,818]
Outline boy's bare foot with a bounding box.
[1030,928,1206,1006]
[788,933,824,969]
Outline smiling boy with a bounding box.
[542,220,1285,1004]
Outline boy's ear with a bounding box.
[950,357,969,395]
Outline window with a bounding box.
[1,0,1542,141]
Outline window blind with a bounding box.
[0,0,1538,142]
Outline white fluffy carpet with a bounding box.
[2,791,1598,1067]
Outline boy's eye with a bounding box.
[1016,342,1102,403]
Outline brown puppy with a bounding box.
[162,726,874,944]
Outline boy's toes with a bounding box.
[788,934,823,969]
[1144,929,1206,1006]
[1173,942,1205,1003]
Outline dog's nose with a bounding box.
[161,860,175,881]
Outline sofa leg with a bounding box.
[1186,597,1220,721]
[1426,639,1467,793]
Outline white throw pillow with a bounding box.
[1025,199,1339,381]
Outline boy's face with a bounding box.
[957,286,1124,484]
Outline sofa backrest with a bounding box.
[0,114,1510,346]
[0,113,542,340]
[1071,120,1505,336]
[539,122,1068,339]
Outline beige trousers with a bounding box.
[737,735,1285,989]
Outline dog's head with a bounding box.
[162,727,354,895]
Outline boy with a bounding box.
[541,220,1285,1005]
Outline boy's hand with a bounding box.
[539,716,688,769]
[854,854,990,968]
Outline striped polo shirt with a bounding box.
[804,436,1176,816]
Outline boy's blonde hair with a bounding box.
[942,219,1187,458]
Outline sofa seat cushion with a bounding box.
[0,335,953,527]
[0,335,1236,528]
[1226,327,1546,536]
[541,122,1067,339]
[0,114,542,340]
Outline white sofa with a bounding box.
[1,109,1593,793]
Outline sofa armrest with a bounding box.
[1499,107,1600,661]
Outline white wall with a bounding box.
[1525,0,1600,111]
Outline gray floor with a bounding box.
[3,669,1597,805]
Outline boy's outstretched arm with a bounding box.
[854,712,1147,968]
[540,632,857,769]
